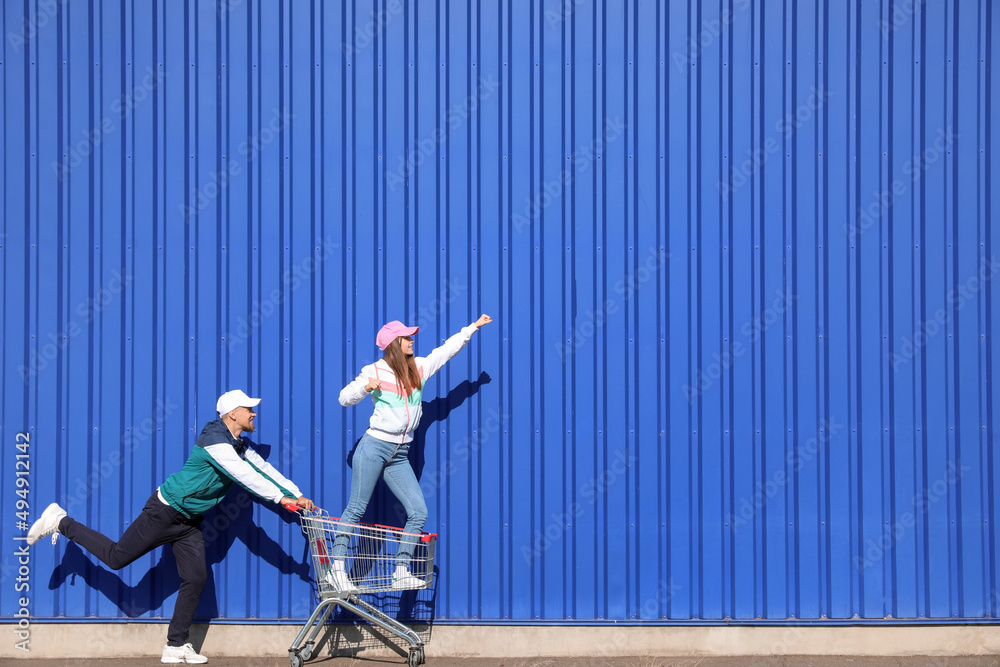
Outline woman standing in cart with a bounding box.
[331,314,493,591]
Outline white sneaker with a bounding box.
[161,642,208,664]
[391,566,426,590]
[324,568,358,593]
[27,503,67,546]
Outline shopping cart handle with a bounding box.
[284,503,322,513]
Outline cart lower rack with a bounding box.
[288,508,436,667]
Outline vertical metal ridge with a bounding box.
[557,0,572,619]
[985,0,997,619]
[946,0,960,617]
[657,0,668,620]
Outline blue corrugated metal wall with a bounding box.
[1,0,998,624]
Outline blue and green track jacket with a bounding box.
[158,419,301,518]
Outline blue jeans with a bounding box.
[332,433,428,566]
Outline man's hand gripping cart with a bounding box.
[287,507,437,667]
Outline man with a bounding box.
[27,390,314,664]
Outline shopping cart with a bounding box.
[287,507,437,667]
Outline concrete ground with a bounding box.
[15,658,1000,666]
[9,622,1000,665]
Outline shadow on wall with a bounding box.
[48,442,309,620]
[412,371,492,482]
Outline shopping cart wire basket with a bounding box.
[287,507,437,667]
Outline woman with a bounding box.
[331,313,493,591]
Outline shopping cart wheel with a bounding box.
[289,650,304,667]
[299,643,314,661]
[408,647,422,666]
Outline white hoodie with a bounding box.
[339,322,480,443]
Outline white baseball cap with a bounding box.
[217,389,261,416]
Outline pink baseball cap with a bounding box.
[376,320,419,350]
